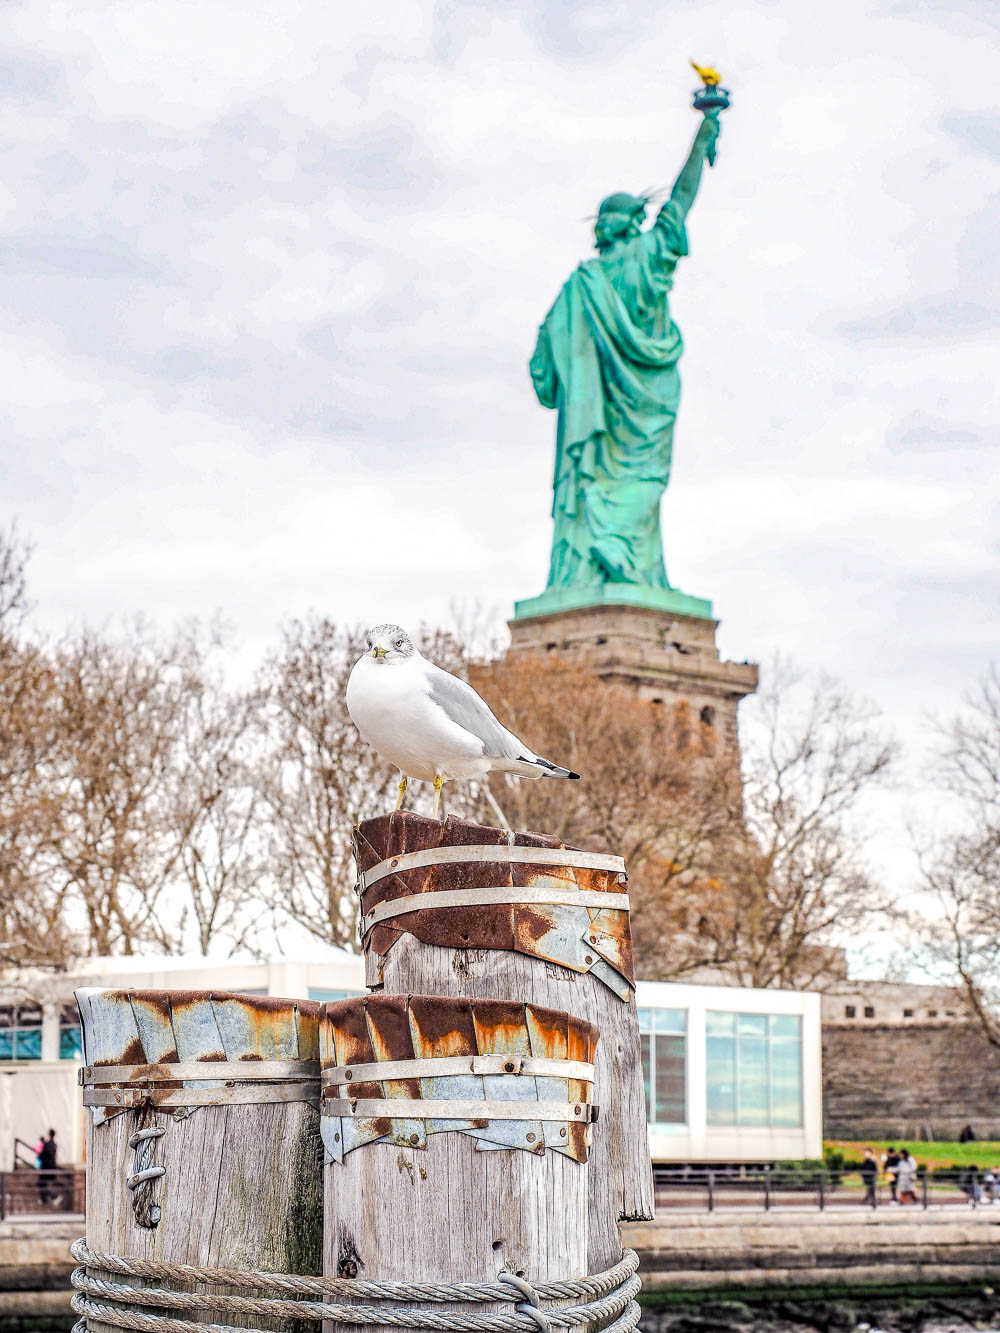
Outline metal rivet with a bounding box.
[391,859,399,869]
[409,1133,419,1145]
[344,1070,352,1080]
[334,1132,340,1142]
[559,1128,567,1137]
[584,955,593,964]
[504,1062,515,1073]
[526,1133,535,1143]
[574,1106,582,1116]
[589,936,598,943]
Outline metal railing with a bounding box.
[0,1167,85,1220]
[653,1165,996,1212]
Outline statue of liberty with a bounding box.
[528,75,726,601]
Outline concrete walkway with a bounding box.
[625,1205,1000,1291]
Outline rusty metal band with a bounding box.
[323,1097,597,1122]
[80,1060,318,1086]
[322,1055,595,1085]
[361,886,631,937]
[359,844,627,891]
[81,1061,317,1085]
[84,1083,319,1110]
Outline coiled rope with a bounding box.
[69,1239,641,1333]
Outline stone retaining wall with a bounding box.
[822,1020,1000,1140]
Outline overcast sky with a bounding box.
[2,0,998,903]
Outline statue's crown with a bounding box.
[597,192,647,220]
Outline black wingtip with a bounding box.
[567,770,582,780]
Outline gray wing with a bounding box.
[425,664,526,761]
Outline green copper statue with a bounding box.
[525,71,728,616]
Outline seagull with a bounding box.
[346,623,581,817]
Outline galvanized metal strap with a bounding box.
[359,844,627,891]
[361,885,630,937]
[81,1060,318,1085]
[323,1055,595,1085]
[84,1083,318,1110]
[322,1098,597,1122]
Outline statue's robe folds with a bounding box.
[530,201,688,590]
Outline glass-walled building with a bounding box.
[636,979,822,1162]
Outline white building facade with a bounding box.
[0,953,822,1168]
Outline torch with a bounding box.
[690,61,731,167]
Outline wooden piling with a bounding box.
[351,811,654,1274]
[321,993,598,1333]
[75,988,322,1333]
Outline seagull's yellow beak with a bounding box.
[372,645,387,660]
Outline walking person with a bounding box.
[36,1129,57,1206]
[962,1165,982,1207]
[883,1146,901,1204]
[896,1148,919,1205]
[861,1148,878,1208]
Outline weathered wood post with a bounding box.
[320,992,599,1333]
[72,988,322,1333]
[350,811,654,1274]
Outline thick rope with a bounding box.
[68,1240,642,1333]
[70,1240,638,1303]
[126,1110,165,1229]
[70,1292,642,1333]
[70,1270,640,1330]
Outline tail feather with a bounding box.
[518,753,581,780]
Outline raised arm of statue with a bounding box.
[668,113,721,223]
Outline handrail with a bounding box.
[0,1166,86,1220]
[652,1164,991,1213]
[12,1136,38,1167]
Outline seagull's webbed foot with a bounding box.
[394,775,408,811]
[432,774,445,821]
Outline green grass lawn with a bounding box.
[826,1139,1000,1169]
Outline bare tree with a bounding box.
[692,664,897,989]
[0,530,75,968]
[919,667,1000,1045]
[48,625,205,954]
[254,618,397,949]
[470,655,895,988]
[161,671,265,956]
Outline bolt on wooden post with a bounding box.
[75,988,322,1333]
[328,810,652,1282]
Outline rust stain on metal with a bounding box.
[76,990,320,1110]
[319,994,596,1162]
[408,995,477,1056]
[471,1000,533,1057]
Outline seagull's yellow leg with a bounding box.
[394,775,408,811]
[432,774,444,820]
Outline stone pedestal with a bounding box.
[507,601,757,763]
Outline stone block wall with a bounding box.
[823,1020,1000,1141]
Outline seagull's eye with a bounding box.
[394,638,403,649]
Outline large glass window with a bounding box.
[638,1007,686,1125]
[0,1006,42,1061]
[706,1011,802,1127]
